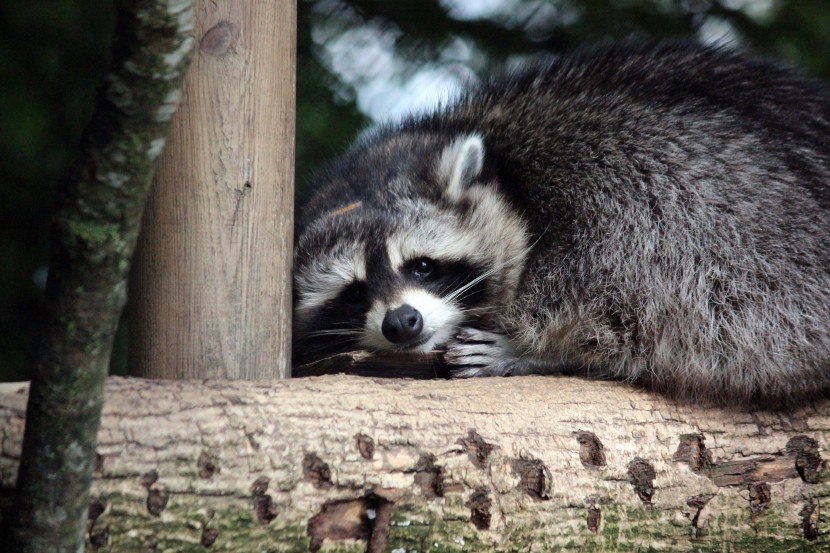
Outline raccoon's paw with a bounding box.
[444,327,520,378]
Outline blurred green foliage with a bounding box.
[1,0,828,381]
[0,1,114,380]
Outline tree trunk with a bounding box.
[128,0,296,380]
[1,375,827,552]
[1,2,195,551]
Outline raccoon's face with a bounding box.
[293,134,528,367]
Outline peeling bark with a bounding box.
[1,375,829,551]
[0,2,194,551]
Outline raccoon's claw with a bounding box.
[443,327,518,377]
[445,327,567,378]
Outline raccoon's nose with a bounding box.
[381,304,424,343]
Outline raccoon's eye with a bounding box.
[341,284,366,305]
[411,258,435,279]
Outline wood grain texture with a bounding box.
[129,0,296,379]
[1,376,828,551]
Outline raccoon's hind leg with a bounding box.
[444,327,565,378]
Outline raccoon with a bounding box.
[293,41,830,406]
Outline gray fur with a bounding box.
[294,41,830,407]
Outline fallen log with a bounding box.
[1,375,827,551]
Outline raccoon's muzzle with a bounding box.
[381,304,424,344]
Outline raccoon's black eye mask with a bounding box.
[340,282,367,307]
[405,257,435,280]
[400,257,489,309]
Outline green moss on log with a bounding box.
[79,492,829,552]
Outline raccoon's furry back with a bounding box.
[296,41,830,407]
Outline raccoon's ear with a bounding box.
[438,134,484,201]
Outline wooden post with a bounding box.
[129,0,296,379]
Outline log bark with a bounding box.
[1,2,195,551]
[129,0,296,380]
[1,375,828,552]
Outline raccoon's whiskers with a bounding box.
[298,336,361,356]
[461,305,498,313]
[444,243,535,305]
[444,266,500,305]
[459,306,499,318]
[303,328,364,338]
